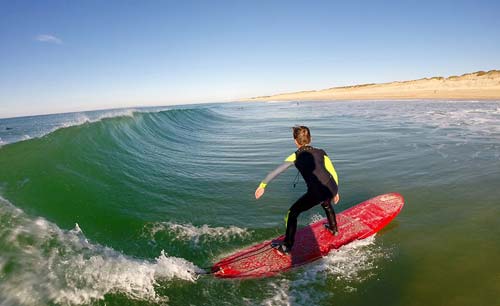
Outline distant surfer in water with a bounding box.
[255,126,340,255]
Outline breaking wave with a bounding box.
[0,197,202,306]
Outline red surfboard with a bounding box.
[211,193,404,278]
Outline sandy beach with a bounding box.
[245,70,500,101]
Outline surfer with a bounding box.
[255,126,340,255]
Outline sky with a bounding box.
[1,0,500,118]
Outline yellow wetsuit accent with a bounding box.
[324,155,339,185]
[285,153,296,162]
[259,182,267,189]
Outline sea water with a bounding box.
[0,100,499,306]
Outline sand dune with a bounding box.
[245,70,500,101]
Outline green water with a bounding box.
[0,101,499,305]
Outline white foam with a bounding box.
[309,235,381,283]
[263,235,386,305]
[331,100,500,138]
[261,279,320,306]
[90,108,137,122]
[0,197,201,306]
[422,105,500,136]
[60,113,91,128]
[49,109,138,134]
[144,221,250,245]
[261,280,293,306]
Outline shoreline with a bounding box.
[243,70,500,102]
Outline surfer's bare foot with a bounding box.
[271,241,290,256]
[324,223,339,236]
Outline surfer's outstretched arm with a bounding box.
[255,154,295,199]
[259,162,294,188]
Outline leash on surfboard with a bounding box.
[196,268,215,275]
[292,170,300,188]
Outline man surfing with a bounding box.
[255,126,340,255]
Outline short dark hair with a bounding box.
[292,126,311,145]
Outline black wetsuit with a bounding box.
[259,145,339,249]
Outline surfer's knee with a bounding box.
[284,210,290,225]
[322,202,333,212]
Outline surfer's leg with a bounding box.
[284,192,318,249]
[321,199,338,234]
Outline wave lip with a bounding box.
[0,197,201,306]
[0,106,170,146]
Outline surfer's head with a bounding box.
[292,126,311,147]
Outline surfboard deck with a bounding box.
[211,192,404,278]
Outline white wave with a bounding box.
[144,221,250,245]
[50,109,138,133]
[89,108,138,122]
[0,197,201,306]
[329,100,500,138]
[261,280,292,306]
[263,235,385,306]
[261,279,319,306]
[307,235,381,283]
[60,113,92,128]
[422,105,500,136]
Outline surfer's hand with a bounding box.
[255,187,265,199]
[333,193,340,205]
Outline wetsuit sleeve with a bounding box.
[258,153,296,189]
[324,155,339,186]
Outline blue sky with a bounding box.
[1,0,499,118]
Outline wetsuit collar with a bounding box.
[296,145,313,153]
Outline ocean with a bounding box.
[0,100,499,306]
